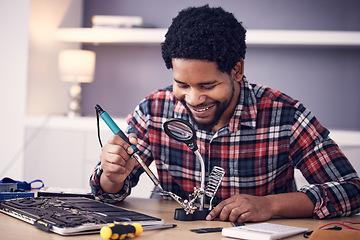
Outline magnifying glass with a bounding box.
[163,118,206,211]
[163,118,198,151]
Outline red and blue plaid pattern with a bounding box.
[91,78,360,219]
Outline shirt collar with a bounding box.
[229,77,257,132]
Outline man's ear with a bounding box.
[232,59,244,82]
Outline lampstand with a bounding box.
[58,49,96,117]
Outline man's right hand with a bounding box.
[99,133,138,193]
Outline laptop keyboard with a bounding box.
[0,196,162,228]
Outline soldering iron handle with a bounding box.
[113,127,140,156]
[95,104,138,154]
[115,130,138,153]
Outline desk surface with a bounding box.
[1,197,359,240]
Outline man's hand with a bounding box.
[205,194,274,223]
[99,133,138,193]
[206,192,314,223]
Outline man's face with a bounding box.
[172,59,241,132]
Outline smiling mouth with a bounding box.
[187,103,216,118]
[192,104,214,112]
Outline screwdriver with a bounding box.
[95,104,163,191]
[100,222,143,239]
[100,222,177,239]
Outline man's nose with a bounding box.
[184,89,205,106]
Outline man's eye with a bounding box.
[202,85,215,90]
[177,84,189,89]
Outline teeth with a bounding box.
[195,106,211,112]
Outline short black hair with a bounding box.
[161,5,247,74]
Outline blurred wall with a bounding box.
[0,0,83,180]
[27,0,83,116]
[0,1,30,179]
[80,0,360,131]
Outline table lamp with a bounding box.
[58,49,96,117]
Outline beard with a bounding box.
[181,81,235,131]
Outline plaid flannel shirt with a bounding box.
[90,78,360,219]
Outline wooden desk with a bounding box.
[0,197,359,240]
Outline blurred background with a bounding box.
[1,0,359,196]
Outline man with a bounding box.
[91,5,360,223]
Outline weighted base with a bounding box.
[174,208,210,221]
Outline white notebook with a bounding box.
[222,223,308,240]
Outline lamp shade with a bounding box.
[58,49,96,83]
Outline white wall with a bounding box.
[0,0,83,181]
[27,0,83,116]
[0,1,30,179]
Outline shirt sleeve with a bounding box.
[290,102,360,219]
[89,98,152,202]
[89,161,132,202]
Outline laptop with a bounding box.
[0,196,164,235]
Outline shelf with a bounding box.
[247,30,360,47]
[56,28,167,44]
[56,28,360,46]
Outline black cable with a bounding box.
[96,108,103,148]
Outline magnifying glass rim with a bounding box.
[163,118,196,144]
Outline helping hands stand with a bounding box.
[174,208,210,221]
[159,186,210,221]
[163,119,225,221]
[161,165,224,221]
